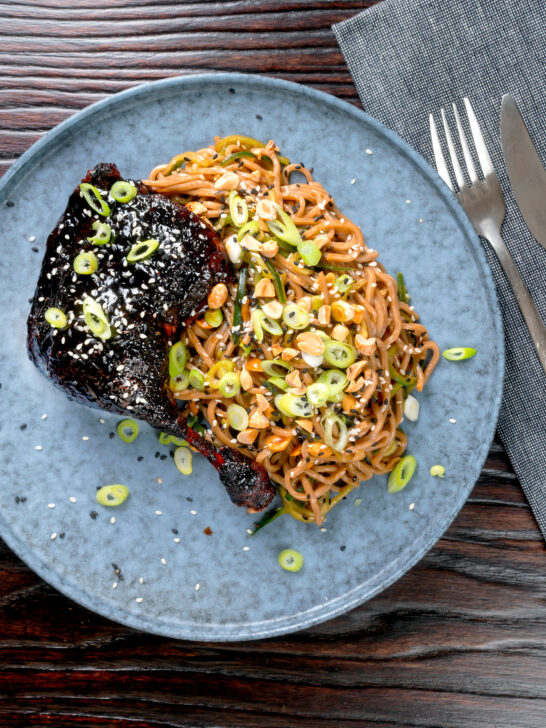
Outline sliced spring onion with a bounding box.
[189,368,205,390]
[267,376,290,391]
[73,251,98,275]
[83,296,111,340]
[204,308,223,327]
[214,214,232,232]
[387,455,417,493]
[404,394,420,422]
[237,220,260,242]
[44,307,67,329]
[430,464,446,478]
[282,303,309,330]
[251,309,264,343]
[250,506,286,535]
[260,312,283,336]
[328,390,344,403]
[87,221,112,245]
[220,150,257,167]
[207,359,235,388]
[79,183,110,217]
[227,403,249,431]
[116,418,139,443]
[159,431,188,446]
[168,341,188,376]
[225,235,243,264]
[322,411,348,452]
[232,267,247,345]
[317,369,348,396]
[267,205,302,246]
[169,371,190,392]
[265,260,286,303]
[335,274,354,293]
[389,363,416,389]
[261,359,293,377]
[228,190,249,227]
[96,484,129,507]
[397,272,409,303]
[127,238,159,263]
[276,393,313,418]
[306,382,329,406]
[218,371,240,398]
[297,240,321,266]
[110,180,137,203]
[174,446,192,475]
[302,351,324,369]
[442,347,477,361]
[278,548,304,572]
[323,341,356,369]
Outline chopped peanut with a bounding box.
[297,297,312,312]
[342,394,357,412]
[288,385,307,396]
[331,324,349,341]
[264,435,291,451]
[281,348,299,361]
[185,201,208,216]
[207,283,228,309]
[331,300,355,323]
[346,360,367,381]
[346,376,365,393]
[271,344,283,356]
[352,305,365,325]
[214,171,239,190]
[249,410,270,429]
[262,300,283,318]
[309,442,333,457]
[261,239,278,258]
[355,335,376,356]
[241,234,262,252]
[245,358,263,372]
[256,393,270,412]
[317,304,331,325]
[296,331,325,356]
[237,428,259,445]
[296,418,314,434]
[240,368,253,391]
[254,278,275,297]
[285,370,302,388]
[256,198,277,221]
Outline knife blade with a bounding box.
[500,93,546,250]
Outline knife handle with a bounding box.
[485,225,546,375]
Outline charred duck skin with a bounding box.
[27,163,275,512]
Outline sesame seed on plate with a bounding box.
[173,537,181,543]
[135,597,143,603]
[82,436,89,441]
[28,235,36,242]
[139,577,144,584]
[246,528,253,535]
[190,509,197,515]
[350,178,356,185]
[161,558,167,565]
[155,510,162,516]
[195,584,200,591]
[110,517,116,524]
[112,582,118,589]
[99,418,105,424]
[409,503,415,510]
[35,445,43,451]
[41,414,47,420]
[365,148,373,154]
[406,199,411,204]
[50,533,57,541]
[320,527,327,533]
[449,418,457,423]
[157,477,162,484]
[48,503,55,509]
[242,546,250,551]
[69,497,77,503]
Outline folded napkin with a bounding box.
[334,0,546,538]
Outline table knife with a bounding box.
[500,93,546,250]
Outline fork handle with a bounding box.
[484,225,546,374]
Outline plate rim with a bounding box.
[0,72,504,641]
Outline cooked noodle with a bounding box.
[145,136,439,525]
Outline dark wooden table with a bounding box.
[1,2,545,726]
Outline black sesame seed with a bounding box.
[172,528,179,535]
[155,451,160,458]
[20,496,27,503]
[340,545,346,551]
[137,456,144,462]
[59,532,65,539]
[229,88,236,94]
[15,496,20,503]
[6,200,14,207]
[160,454,167,461]
[20,423,27,430]
[89,510,98,519]
[32,247,39,253]
[109,432,115,439]
[256,113,263,120]
[186,497,193,503]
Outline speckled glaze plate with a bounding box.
[0,73,503,641]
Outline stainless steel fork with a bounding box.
[429,98,546,374]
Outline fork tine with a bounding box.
[429,113,453,190]
[452,102,479,184]
[440,108,466,190]
[463,97,496,178]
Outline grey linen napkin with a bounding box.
[333,0,546,538]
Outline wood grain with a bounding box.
[1,2,544,727]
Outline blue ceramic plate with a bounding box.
[0,74,503,641]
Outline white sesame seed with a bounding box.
[195,584,200,591]
[50,533,57,540]
[41,414,47,420]
[190,509,197,515]
[69,496,77,503]
[155,510,162,516]
[350,178,356,184]
[112,582,118,589]
[449,418,457,423]
[173,537,181,543]
[406,199,411,204]
[110,516,116,524]
[320,527,327,533]
[246,529,253,535]
[242,546,250,551]
[135,597,143,603]
[35,445,43,451]
[82,435,89,441]
[160,558,167,565]
[365,148,373,154]
[99,418,105,424]
[419,218,423,223]
[47,503,55,509]
[29,235,36,242]
[409,503,415,510]
[139,577,144,584]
